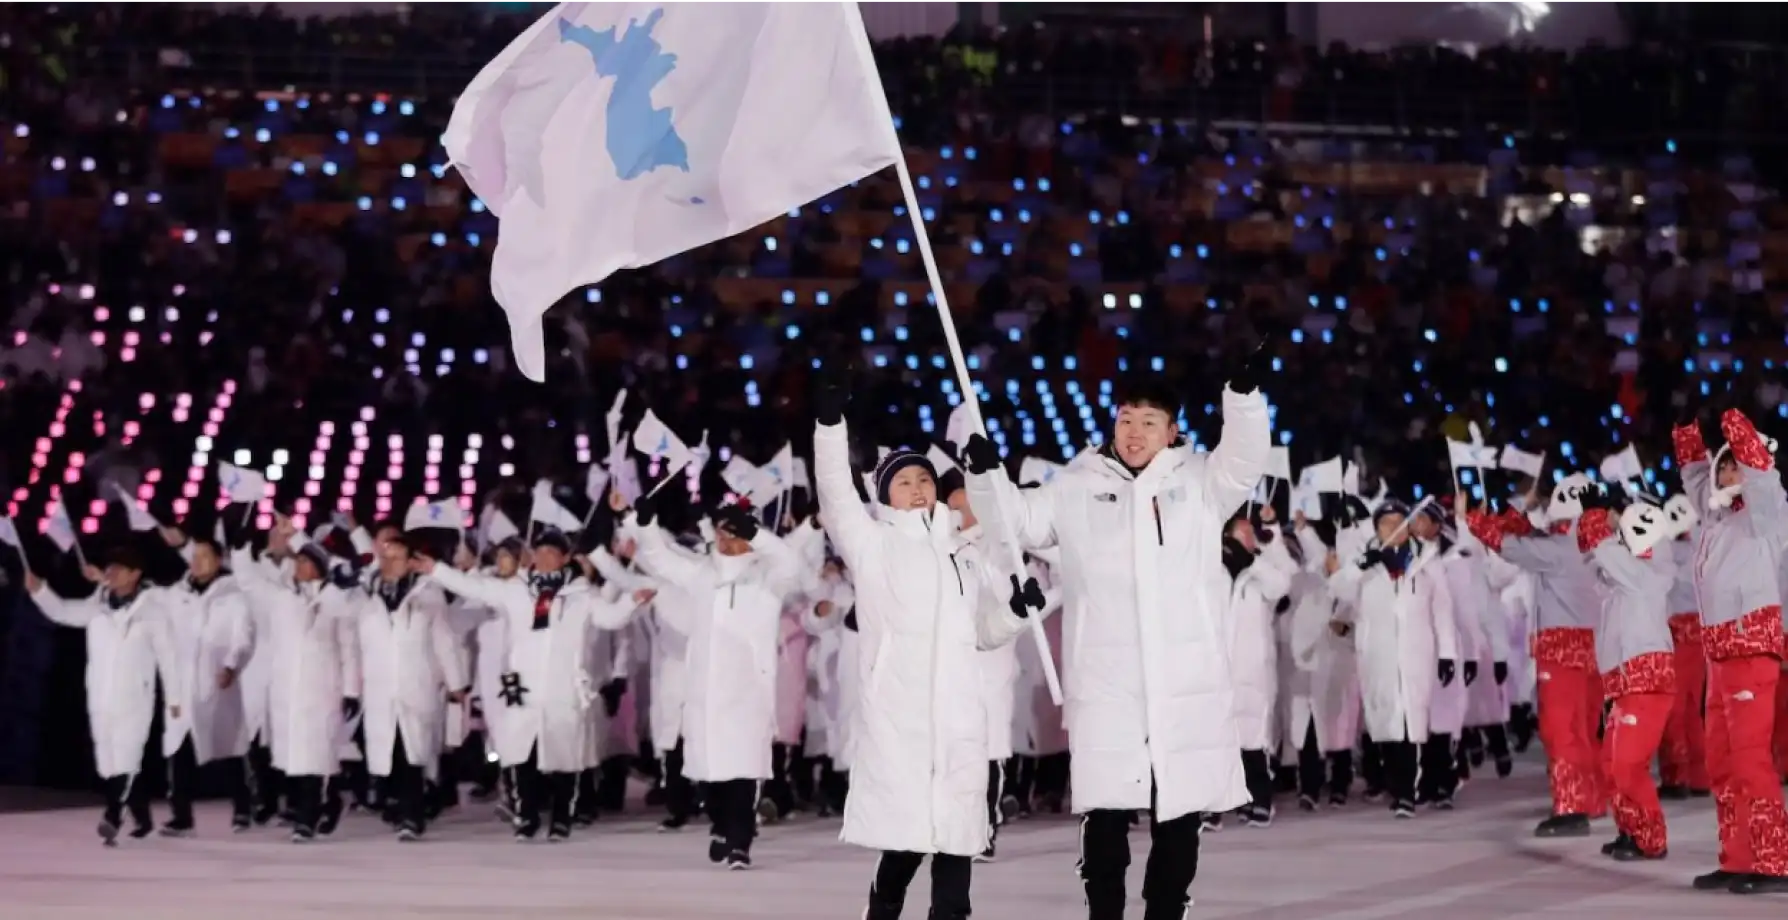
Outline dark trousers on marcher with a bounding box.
[705,778,758,854]
[1239,748,1273,812]
[596,754,630,811]
[819,759,850,813]
[514,745,576,828]
[1297,723,1354,800]
[102,772,153,830]
[1419,733,1457,802]
[382,731,427,831]
[287,774,327,832]
[166,734,253,826]
[764,742,796,817]
[985,760,1003,833]
[246,732,281,818]
[662,739,694,822]
[1035,752,1070,809]
[1380,738,1420,805]
[1004,755,1036,809]
[1078,783,1201,920]
[867,850,973,920]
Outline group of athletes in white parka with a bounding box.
[45,341,1776,915]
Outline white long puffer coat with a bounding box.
[801,569,858,765]
[816,421,1028,857]
[230,549,360,777]
[346,576,468,777]
[1283,526,1361,754]
[966,387,1271,821]
[1429,541,1489,737]
[160,574,254,763]
[627,516,802,783]
[1228,533,1296,752]
[1010,554,1069,757]
[31,584,186,778]
[1330,540,1460,744]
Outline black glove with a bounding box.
[1493,661,1509,685]
[1007,575,1044,619]
[1226,335,1270,396]
[329,560,361,590]
[714,505,759,542]
[1437,659,1456,688]
[1578,483,1609,512]
[598,678,628,718]
[1274,596,1292,615]
[1356,547,1384,571]
[1463,660,1479,686]
[633,490,659,527]
[962,433,1001,475]
[499,671,529,708]
[812,367,849,426]
[341,697,361,722]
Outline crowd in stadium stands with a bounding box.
[0,4,1784,559]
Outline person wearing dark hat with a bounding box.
[1407,498,1487,810]
[812,376,1040,918]
[26,546,188,845]
[344,525,470,841]
[617,488,805,872]
[1329,499,1460,819]
[960,352,1270,920]
[157,532,257,836]
[463,535,528,813]
[1221,510,1297,829]
[228,518,363,842]
[1440,492,1518,785]
[1283,513,1363,811]
[414,523,652,842]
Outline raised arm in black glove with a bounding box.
[1356,547,1385,571]
[1007,574,1044,619]
[1437,659,1456,688]
[961,433,1001,475]
[1493,661,1509,685]
[1463,660,1479,686]
[1226,335,1271,396]
[1577,483,1610,512]
[714,505,760,542]
[633,489,659,527]
[329,560,362,590]
[598,678,628,718]
[812,367,850,426]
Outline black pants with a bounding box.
[574,769,601,822]
[764,742,795,817]
[1379,738,1419,805]
[1480,724,1511,762]
[705,778,758,854]
[1360,737,1385,794]
[1239,748,1273,811]
[165,735,253,826]
[246,733,281,818]
[867,850,973,920]
[288,774,326,832]
[1035,752,1070,808]
[819,759,850,813]
[514,745,576,828]
[662,739,695,821]
[1004,755,1036,809]
[1418,733,1457,801]
[791,732,816,807]
[1296,723,1354,799]
[985,760,1003,833]
[384,731,427,831]
[596,754,630,811]
[1078,786,1201,920]
[102,772,152,830]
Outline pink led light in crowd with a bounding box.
[173,498,190,516]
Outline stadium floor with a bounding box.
[0,760,1763,919]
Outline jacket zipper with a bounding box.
[1152,497,1164,545]
[729,583,736,609]
[947,552,964,595]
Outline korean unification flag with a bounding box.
[444,2,902,381]
[405,499,466,532]
[218,463,270,504]
[632,410,694,479]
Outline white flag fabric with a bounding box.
[1292,471,1324,521]
[632,410,694,479]
[722,456,762,497]
[218,463,270,504]
[926,444,958,478]
[584,463,612,505]
[1600,444,1644,483]
[791,457,810,491]
[405,499,466,532]
[1446,437,1501,471]
[1342,460,1360,497]
[1306,456,1345,493]
[1499,445,1546,479]
[530,480,584,532]
[109,483,159,532]
[482,507,521,546]
[1267,446,1292,482]
[945,402,976,452]
[444,2,902,381]
[47,504,77,553]
[752,444,796,507]
[1018,456,1063,487]
[690,429,712,473]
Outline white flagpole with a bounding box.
[843,2,1062,706]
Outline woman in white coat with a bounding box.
[1410,502,1488,809]
[417,526,647,842]
[1224,513,1296,828]
[1287,516,1363,808]
[800,558,858,817]
[1329,499,1460,818]
[812,388,1034,920]
[159,535,255,836]
[622,494,803,871]
[229,529,361,842]
[347,533,469,840]
[26,547,185,845]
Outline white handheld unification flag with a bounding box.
[945,401,976,452]
[632,410,694,479]
[1018,456,1063,487]
[218,463,270,504]
[0,516,21,550]
[791,457,810,491]
[1267,446,1292,482]
[405,499,466,532]
[751,443,796,507]
[530,480,584,532]
[1446,437,1501,471]
[1599,444,1644,483]
[721,455,762,497]
[108,483,159,532]
[605,388,628,451]
[46,503,77,553]
[444,2,902,381]
[1306,456,1345,493]
[926,444,958,478]
[482,507,521,546]
[583,463,612,505]
[1499,445,1546,479]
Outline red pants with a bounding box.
[1773,669,1788,781]
[1606,693,1672,856]
[1659,639,1708,788]
[1538,663,1606,816]
[1707,655,1788,875]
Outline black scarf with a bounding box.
[371,571,418,612]
[1221,537,1255,581]
[106,588,141,611]
[528,569,573,631]
[187,573,218,596]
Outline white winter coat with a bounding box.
[347,576,469,777]
[160,575,254,762]
[801,571,858,764]
[31,584,186,778]
[1228,534,1296,752]
[229,549,361,777]
[426,566,640,772]
[628,516,801,783]
[593,547,685,755]
[815,421,1029,857]
[966,386,1271,822]
[1330,540,1460,744]
[1428,542,1489,737]
[1461,521,1516,726]
[1011,554,1069,757]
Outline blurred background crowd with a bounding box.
[2,1,1788,786]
